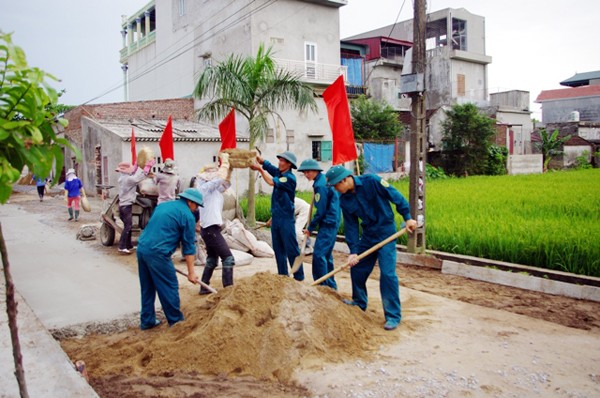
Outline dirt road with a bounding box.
[7,188,600,397]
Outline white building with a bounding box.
[119,0,349,191]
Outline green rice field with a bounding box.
[240,169,600,277]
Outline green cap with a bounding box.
[325,165,352,186]
[178,188,204,206]
[276,151,297,169]
[297,159,323,172]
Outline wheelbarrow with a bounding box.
[97,185,157,246]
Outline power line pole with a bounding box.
[408,0,426,254]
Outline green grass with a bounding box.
[240,169,600,277]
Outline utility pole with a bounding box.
[408,0,426,253]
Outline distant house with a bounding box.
[536,85,600,124]
[535,70,600,168]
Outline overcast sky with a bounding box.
[2,0,598,120]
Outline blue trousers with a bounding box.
[312,225,338,289]
[271,222,304,280]
[137,250,184,327]
[350,239,401,324]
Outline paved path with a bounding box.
[1,203,140,330]
[0,200,141,397]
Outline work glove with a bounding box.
[143,159,156,174]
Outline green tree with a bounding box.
[350,95,402,140]
[441,103,496,176]
[193,44,317,225]
[1,32,78,398]
[536,128,571,172]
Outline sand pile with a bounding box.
[65,272,392,383]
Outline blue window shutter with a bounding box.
[321,141,332,161]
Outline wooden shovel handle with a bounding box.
[175,268,218,294]
[311,228,408,286]
[290,192,315,274]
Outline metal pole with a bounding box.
[408,0,427,254]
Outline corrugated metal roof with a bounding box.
[560,70,600,87]
[87,118,250,142]
[535,85,600,102]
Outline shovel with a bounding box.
[290,192,315,274]
[311,228,408,286]
[175,268,218,294]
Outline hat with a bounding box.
[276,151,297,169]
[162,158,176,174]
[66,168,76,176]
[325,165,352,186]
[115,162,135,174]
[297,159,323,172]
[178,188,204,207]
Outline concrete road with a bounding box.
[0,203,141,330]
[0,199,142,397]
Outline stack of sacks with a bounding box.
[222,219,275,258]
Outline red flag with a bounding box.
[131,128,137,165]
[159,115,174,160]
[323,75,357,164]
[218,108,237,151]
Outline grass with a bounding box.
[240,169,600,277]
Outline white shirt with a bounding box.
[196,177,230,228]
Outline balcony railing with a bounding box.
[273,58,347,85]
[120,30,156,63]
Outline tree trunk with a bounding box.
[247,168,256,227]
[1,222,29,398]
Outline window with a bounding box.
[312,140,332,161]
[304,42,317,79]
[457,74,465,97]
[266,128,275,143]
[286,129,294,144]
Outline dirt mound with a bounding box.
[63,272,393,383]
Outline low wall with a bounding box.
[507,154,542,175]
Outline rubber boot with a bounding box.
[74,210,80,222]
[68,207,74,220]
[222,256,235,288]
[199,258,217,295]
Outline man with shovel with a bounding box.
[298,159,340,289]
[325,165,417,331]
[250,151,304,281]
[136,188,202,330]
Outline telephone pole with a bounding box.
[408,0,427,253]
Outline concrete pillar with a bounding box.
[127,23,133,46]
[121,64,128,101]
[144,11,151,36]
[120,29,127,48]
[136,17,142,41]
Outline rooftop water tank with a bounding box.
[568,111,580,122]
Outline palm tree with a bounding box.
[194,44,317,225]
[536,128,571,172]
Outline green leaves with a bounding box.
[441,103,497,176]
[0,33,76,204]
[350,95,402,140]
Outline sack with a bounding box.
[231,249,254,266]
[221,148,257,168]
[137,146,155,168]
[139,177,159,196]
[251,240,275,258]
[81,195,91,212]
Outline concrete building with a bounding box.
[119,0,348,191]
[344,7,492,112]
